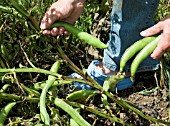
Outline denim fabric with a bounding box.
[69,60,134,90]
[103,0,160,72]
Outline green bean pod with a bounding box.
[1,44,9,60]
[70,118,79,126]
[66,90,96,101]
[40,61,60,126]
[130,35,160,80]
[119,36,157,72]
[33,124,44,126]
[0,102,16,126]
[21,84,40,97]
[54,98,91,126]
[48,22,108,49]
[103,72,125,91]
[0,84,10,93]
[70,108,80,126]
[0,58,6,68]
[102,73,125,112]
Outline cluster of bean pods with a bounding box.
[120,35,161,80]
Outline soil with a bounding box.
[118,72,169,126]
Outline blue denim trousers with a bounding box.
[103,0,160,72]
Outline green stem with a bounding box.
[0,68,61,78]
[0,93,39,103]
[29,15,40,31]
[103,91,128,109]
[0,67,99,89]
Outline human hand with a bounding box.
[40,0,85,36]
[140,16,170,60]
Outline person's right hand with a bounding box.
[40,0,85,36]
[140,16,170,60]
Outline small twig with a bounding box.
[13,72,27,101]
[19,42,36,68]
[0,19,6,33]
[154,72,160,89]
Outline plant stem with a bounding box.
[0,68,61,78]
[0,67,102,89]
[0,93,39,103]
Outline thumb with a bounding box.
[140,22,163,37]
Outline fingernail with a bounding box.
[140,30,147,36]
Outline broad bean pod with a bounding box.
[119,36,157,72]
[0,102,16,126]
[48,22,108,49]
[54,98,91,126]
[66,90,96,101]
[40,61,60,125]
[130,35,160,80]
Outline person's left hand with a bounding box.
[140,16,170,60]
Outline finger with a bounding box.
[163,24,170,34]
[63,30,69,36]
[150,47,164,60]
[48,10,62,26]
[42,30,51,35]
[58,27,65,35]
[40,14,49,30]
[140,22,163,37]
[151,33,170,59]
[51,27,59,36]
